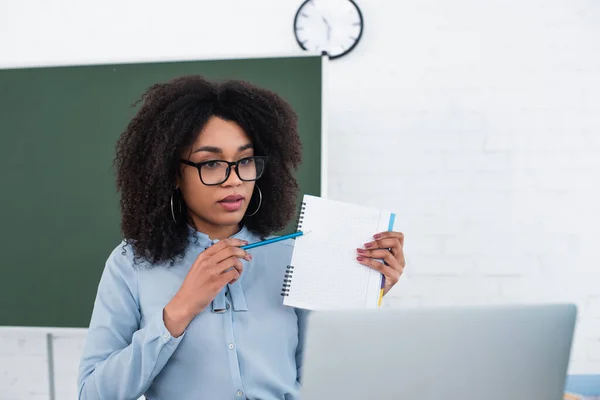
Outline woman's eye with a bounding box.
[239,158,253,166]
[204,161,220,168]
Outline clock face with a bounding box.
[294,0,364,59]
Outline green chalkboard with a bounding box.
[0,55,323,328]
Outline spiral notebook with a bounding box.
[281,194,397,311]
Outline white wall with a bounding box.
[1,0,600,398]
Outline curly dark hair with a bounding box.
[114,75,302,266]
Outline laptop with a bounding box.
[299,303,577,400]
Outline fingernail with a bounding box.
[357,256,364,261]
[357,248,365,253]
[248,254,252,260]
[374,234,382,239]
[242,240,249,245]
[364,243,372,248]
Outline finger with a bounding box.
[369,238,406,269]
[219,267,241,285]
[217,256,244,275]
[373,231,404,247]
[199,238,249,260]
[367,237,401,249]
[395,249,406,270]
[210,244,251,264]
[364,237,402,255]
[356,256,401,284]
[356,248,396,267]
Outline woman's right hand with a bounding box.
[163,238,251,337]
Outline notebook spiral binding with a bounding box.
[281,265,294,296]
[281,201,306,297]
[295,201,307,232]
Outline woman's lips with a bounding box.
[218,196,244,212]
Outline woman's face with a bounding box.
[178,116,257,237]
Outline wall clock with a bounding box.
[293,0,364,60]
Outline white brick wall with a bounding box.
[0,330,49,399]
[52,333,87,400]
[1,0,599,397]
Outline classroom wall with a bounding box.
[1,0,599,398]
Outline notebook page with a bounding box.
[283,195,389,310]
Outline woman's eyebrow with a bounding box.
[192,143,253,154]
[238,143,253,152]
[192,145,221,154]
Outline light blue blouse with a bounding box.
[78,226,308,400]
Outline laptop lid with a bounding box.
[299,303,576,400]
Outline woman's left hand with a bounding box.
[356,231,405,296]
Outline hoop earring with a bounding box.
[245,185,262,217]
[170,189,182,224]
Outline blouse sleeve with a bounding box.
[77,246,185,400]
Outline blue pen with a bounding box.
[378,213,397,307]
[221,231,306,274]
[241,230,305,250]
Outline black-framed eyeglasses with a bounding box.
[180,156,268,186]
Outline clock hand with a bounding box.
[321,16,331,41]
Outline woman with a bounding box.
[78,75,406,400]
